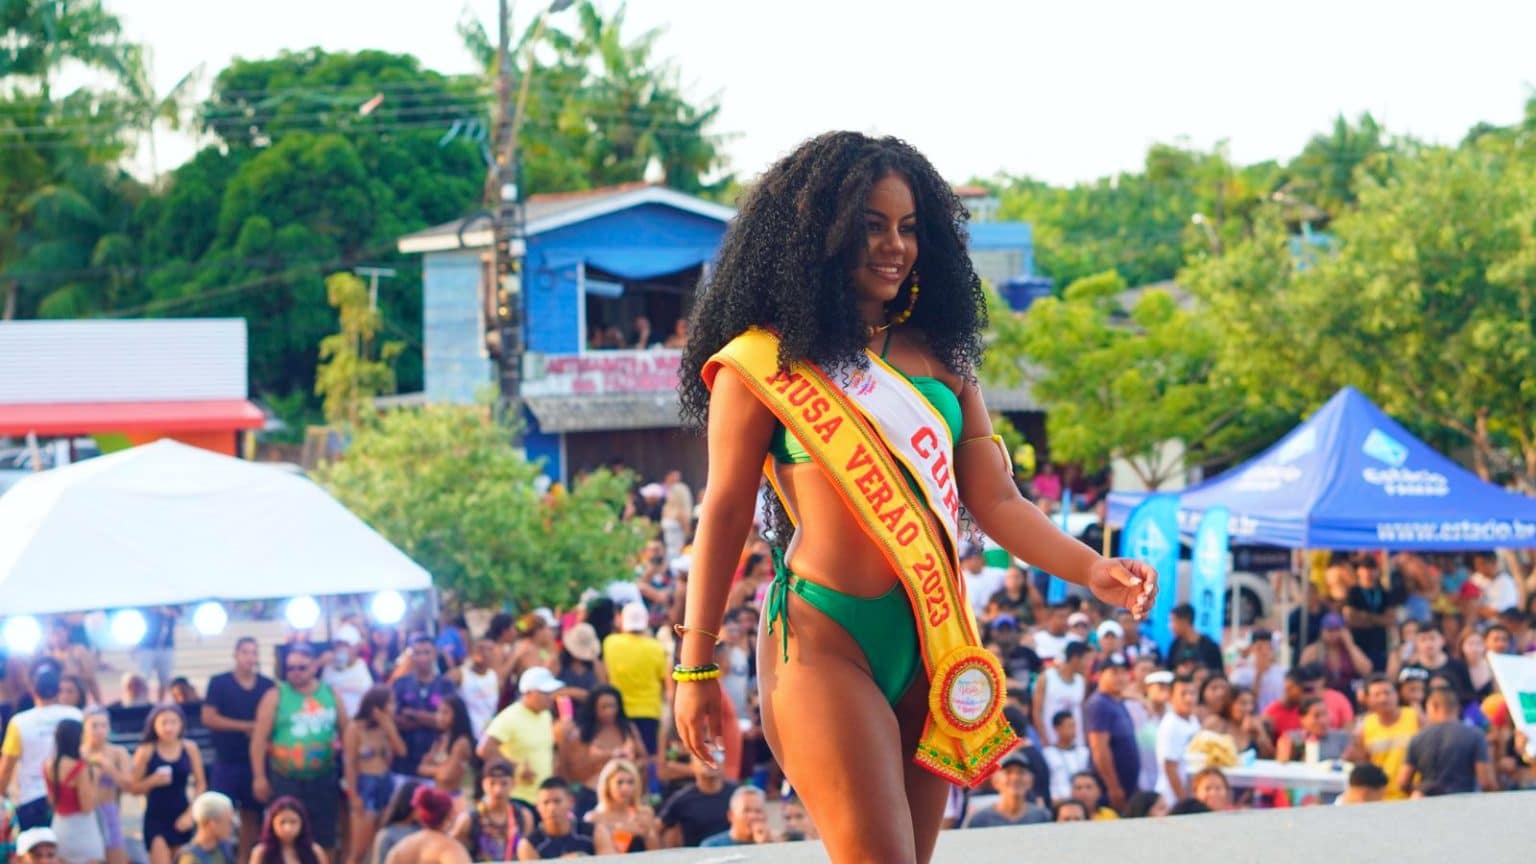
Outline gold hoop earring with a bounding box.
[892,271,919,324]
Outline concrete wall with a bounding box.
[423,251,491,404]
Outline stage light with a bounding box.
[284,595,321,630]
[192,601,228,636]
[370,590,406,625]
[109,610,147,647]
[2,616,42,655]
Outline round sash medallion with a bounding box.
[928,646,1005,736]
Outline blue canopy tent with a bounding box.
[1108,386,1536,655]
[1108,386,1536,550]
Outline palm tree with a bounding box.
[0,0,145,318]
[455,0,727,196]
[122,44,204,185]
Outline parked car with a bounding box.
[0,437,101,495]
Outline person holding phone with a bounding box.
[132,705,206,864]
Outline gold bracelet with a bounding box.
[672,623,723,644]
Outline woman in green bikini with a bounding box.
[675,131,1158,864]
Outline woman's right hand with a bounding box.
[673,678,725,769]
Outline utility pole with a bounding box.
[485,0,571,440]
[485,0,520,419]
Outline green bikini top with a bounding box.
[769,332,962,464]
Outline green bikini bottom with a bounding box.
[766,549,920,705]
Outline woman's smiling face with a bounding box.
[852,171,918,311]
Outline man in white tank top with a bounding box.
[454,638,501,740]
[321,625,375,718]
[1033,641,1089,746]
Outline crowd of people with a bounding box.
[4,461,1536,862]
[585,317,688,352]
[950,546,1536,828]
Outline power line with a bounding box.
[206,72,686,103]
[0,101,723,141]
[96,244,411,318]
[0,115,732,153]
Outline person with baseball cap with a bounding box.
[478,667,569,804]
[602,603,668,753]
[1298,612,1372,696]
[1095,620,1129,669]
[1083,659,1141,811]
[15,827,59,864]
[962,751,1051,828]
[321,624,374,719]
[0,664,83,829]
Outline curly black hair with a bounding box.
[678,131,988,545]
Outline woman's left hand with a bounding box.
[174,812,193,833]
[1086,557,1158,620]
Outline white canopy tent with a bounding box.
[0,439,431,615]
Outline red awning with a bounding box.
[0,400,266,435]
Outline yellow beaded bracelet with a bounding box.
[671,665,722,683]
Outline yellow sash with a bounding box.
[704,329,1018,787]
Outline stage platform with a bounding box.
[586,790,1534,862]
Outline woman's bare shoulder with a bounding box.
[894,328,964,391]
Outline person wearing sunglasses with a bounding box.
[250,644,348,859]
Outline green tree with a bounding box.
[315,272,404,426]
[1000,270,1286,488]
[133,50,486,412]
[316,405,649,610]
[0,0,144,318]
[992,142,1282,290]
[1187,145,1536,488]
[1282,113,1392,218]
[459,0,730,197]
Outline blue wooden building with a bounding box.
[398,183,1046,485]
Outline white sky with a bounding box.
[102,0,1536,186]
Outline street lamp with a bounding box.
[1191,212,1221,255]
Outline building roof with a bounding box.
[0,400,265,436]
[0,319,249,404]
[398,183,737,255]
[0,319,262,437]
[522,382,1039,434]
[525,392,682,433]
[968,222,1032,250]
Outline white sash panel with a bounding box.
[823,354,962,559]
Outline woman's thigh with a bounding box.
[759,592,917,864]
[894,674,949,864]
